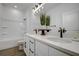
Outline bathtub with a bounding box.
[0,38,23,50]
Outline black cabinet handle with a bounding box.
[25,42,26,48]
[29,48,34,53]
[30,41,34,44]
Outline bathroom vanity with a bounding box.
[23,33,79,56]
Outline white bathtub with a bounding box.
[0,38,22,50]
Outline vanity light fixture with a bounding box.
[32,3,45,14]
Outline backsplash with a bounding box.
[63,31,79,38]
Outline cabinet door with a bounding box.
[48,47,69,56]
[23,36,30,56]
[36,41,48,56]
[29,38,35,56]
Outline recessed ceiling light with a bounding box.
[14,5,18,8]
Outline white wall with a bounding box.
[0,4,26,50]
[25,8,40,34]
[22,3,79,39]
[0,4,2,26]
[25,3,79,39]
[0,4,24,39]
[46,3,79,38]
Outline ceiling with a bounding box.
[1,3,35,13]
[42,3,61,13]
[1,3,61,14]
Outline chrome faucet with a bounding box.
[58,27,66,38]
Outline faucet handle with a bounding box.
[63,28,67,33]
[33,29,38,34]
[58,27,62,32]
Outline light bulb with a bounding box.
[36,11,38,13]
[39,9,40,11]
[42,6,44,9]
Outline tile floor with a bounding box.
[0,46,26,56]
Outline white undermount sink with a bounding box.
[48,37,72,43]
[72,39,79,42]
[42,36,72,43]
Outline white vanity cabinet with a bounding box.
[25,34,71,56]
[48,46,69,56]
[35,41,48,56]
